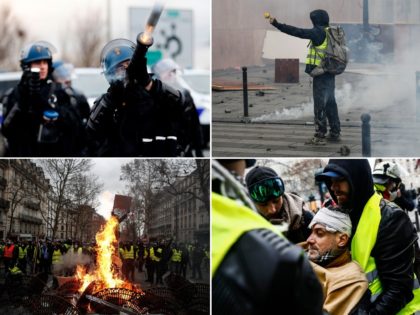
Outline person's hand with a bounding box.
[108,80,125,105]
[28,70,41,95]
[270,17,277,25]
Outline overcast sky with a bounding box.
[3,0,210,69]
[90,158,132,219]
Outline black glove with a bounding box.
[19,69,32,88]
[126,33,152,87]
[28,70,41,95]
[108,80,125,106]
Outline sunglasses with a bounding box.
[248,177,285,203]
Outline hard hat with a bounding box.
[100,39,135,83]
[372,161,401,184]
[20,41,56,70]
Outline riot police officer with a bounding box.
[52,60,91,154]
[1,41,86,156]
[86,34,188,157]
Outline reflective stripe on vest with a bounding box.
[212,192,284,277]
[4,245,14,258]
[52,249,62,264]
[306,28,328,66]
[351,193,420,314]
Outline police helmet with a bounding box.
[20,41,56,70]
[52,61,76,83]
[100,39,135,83]
[372,161,401,185]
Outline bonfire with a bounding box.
[75,216,140,294]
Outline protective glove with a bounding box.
[28,70,41,95]
[19,68,32,89]
[108,80,125,106]
[126,32,153,87]
[270,17,278,25]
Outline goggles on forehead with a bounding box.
[248,177,285,204]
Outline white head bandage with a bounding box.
[309,207,352,236]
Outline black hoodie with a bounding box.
[318,159,418,314]
[271,9,329,74]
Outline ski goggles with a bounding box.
[248,177,285,204]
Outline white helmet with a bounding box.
[372,161,401,184]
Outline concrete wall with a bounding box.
[213,0,420,69]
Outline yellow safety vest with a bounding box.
[212,192,284,277]
[9,265,22,275]
[351,193,420,315]
[52,249,62,265]
[171,249,182,262]
[306,28,328,66]
[18,246,27,259]
[73,247,83,255]
[150,247,161,262]
[124,246,135,260]
[143,248,148,259]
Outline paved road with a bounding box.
[213,61,420,157]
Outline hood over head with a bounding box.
[310,9,330,27]
[315,159,374,233]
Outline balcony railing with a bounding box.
[19,214,43,225]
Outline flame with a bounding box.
[75,216,140,293]
[139,30,154,46]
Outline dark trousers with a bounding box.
[124,259,135,281]
[313,73,341,136]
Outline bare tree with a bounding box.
[64,8,106,67]
[0,4,27,70]
[5,175,40,237]
[120,160,165,237]
[154,159,210,211]
[38,159,98,239]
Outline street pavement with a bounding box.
[213,61,420,157]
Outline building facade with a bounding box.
[148,169,210,245]
[0,160,50,241]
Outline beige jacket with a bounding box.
[301,243,368,315]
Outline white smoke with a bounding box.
[52,251,93,275]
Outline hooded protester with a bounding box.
[268,10,341,145]
[245,166,313,243]
[212,159,323,315]
[316,159,420,314]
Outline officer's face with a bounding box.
[306,224,348,262]
[31,60,49,80]
[330,178,350,206]
[255,196,283,219]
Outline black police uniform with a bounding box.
[2,76,86,157]
[86,38,187,157]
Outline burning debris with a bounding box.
[76,216,139,294]
[0,215,209,314]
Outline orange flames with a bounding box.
[76,216,139,293]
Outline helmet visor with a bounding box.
[248,177,285,203]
